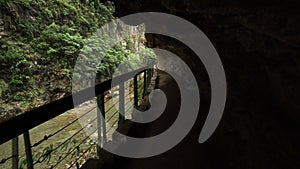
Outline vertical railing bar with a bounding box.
[133,75,138,107]
[96,95,102,158]
[150,67,153,87]
[23,131,33,169]
[12,137,18,169]
[143,70,147,99]
[118,82,125,127]
[99,93,107,144]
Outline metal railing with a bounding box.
[0,64,155,169]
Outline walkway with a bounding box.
[104,70,212,169]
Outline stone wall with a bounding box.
[109,0,300,168]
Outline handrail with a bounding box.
[0,64,154,145]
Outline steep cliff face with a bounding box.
[109,1,300,168]
[0,0,114,119]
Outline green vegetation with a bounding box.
[0,1,156,168]
[0,0,113,108]
[0,0,156,112]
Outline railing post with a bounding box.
[143,70,147,99]
[118,82,125,127]
[97,93,106,156]
[12,137,18,169]
[96,96,102,157]
[133,75,138,107]
[23,131,33,169]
